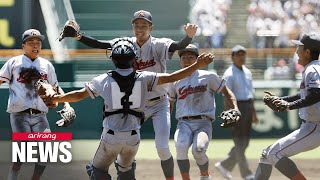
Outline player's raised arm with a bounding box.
[58,20,112,49]
[168,23,198,52]
[157,53,214,85]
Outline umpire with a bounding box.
[215,45,258,180]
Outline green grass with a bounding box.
[1,139,319,162]
[136,139,320,160]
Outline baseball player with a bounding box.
[168,44,239,180]
[0,29,71,180]
[215,45,258,180]
[254,33,320,180]
[40,38,214,180]
[61,10,198,180]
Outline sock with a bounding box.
[177,159,190,180]
[181,172,190,180]
[12,162,22,171]
[161,156,174,179]
[31,163,46,180]
[254,163,272,180]
[275,157,302,179]
[291,171,306,180]
[197,161,209,176]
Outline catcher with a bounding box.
[0,29,74,180]
[168,44,240,180]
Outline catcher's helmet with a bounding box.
[110,38,137,69]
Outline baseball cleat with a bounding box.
[215,162,232,179]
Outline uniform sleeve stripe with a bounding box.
[85,83,97,99]
[149,73,157,91]
[89,87,96,98]
[0,76,10,81]
[216,79,225,92]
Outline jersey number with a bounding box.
[111,81,142,109]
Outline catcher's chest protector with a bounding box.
[106,70,142,118]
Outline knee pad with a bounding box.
[86,162,112,180]
[115,160,136,180]
[157,147,172,160]
[196,132,209,151]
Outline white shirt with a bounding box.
[168,70,226,120]
[299,60,320,122]
[0,55,58,113]
[109,36,173,100]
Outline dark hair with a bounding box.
[303,47,320,60]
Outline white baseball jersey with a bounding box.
[85,69,159,131]
[109,36,173,100]
[299,60,320,122]
[0,55,58,113]
[168,70,226,120]
[223,64,254,101]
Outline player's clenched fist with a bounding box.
[184,23,198,38]
[195,53,214,68]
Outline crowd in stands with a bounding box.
[264,58,291,80]
[247,0,320,48]
[189,0,231,48]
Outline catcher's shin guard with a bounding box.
[86,162,112,180]
[114,160,136,180]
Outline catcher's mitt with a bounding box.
[58,20,80,41]
[219,109,241,128]
[35,79,58,108]
[262,91,287,112]
[56,106,76,127]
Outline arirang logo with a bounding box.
[11,132,72,163]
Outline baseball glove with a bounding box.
[219,109,241,128]
[273,99,289,112]
[58,20,80,41]
[263,91,285,112]
[56,106,76,127]
[35,79,58,108]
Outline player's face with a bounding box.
[132,19,153,40]
[232,51,246,67]
[22,38,42,59]
[180,52,197,68]
[296,45,310,67]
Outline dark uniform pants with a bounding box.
[220,100,253,178]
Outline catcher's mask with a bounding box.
[110,38,137,69]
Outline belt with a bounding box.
[149,95,166,102]
[180,115,205,120]
[21,108,43,115]
[107,129,137,136]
